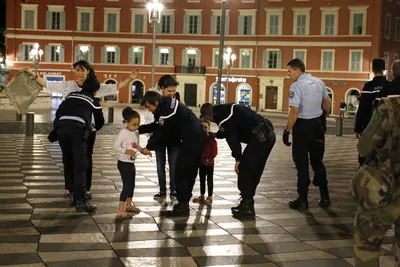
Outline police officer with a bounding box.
[200,103,276,217]
[354,58,388,165]
[376,59,400,99]
[283,58,331,210]
[139,91,204,216]
[55,74,104,212]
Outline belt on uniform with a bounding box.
[252,118,274,143]
[59,116,85,124]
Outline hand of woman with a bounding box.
[130,68,141,80]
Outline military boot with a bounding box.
[318,188,331,208]
[76,199,97,212]
[231,198,255,217]
[167,202,190,217]
[288,197,309,210]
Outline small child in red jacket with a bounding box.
[193,118,218,206]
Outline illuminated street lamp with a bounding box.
[29,43,43,73]
[223,47,236,100]
[147,0,163,88]
[216,0,227,104]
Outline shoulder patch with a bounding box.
[170,98,176,109]
[219,126,225,132]
[289,91,294,99]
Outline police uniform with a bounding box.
[376,76,400,99]
[352,96,400,266]
[139,96,204,215]
[288,74,329,208]
[55,90,103,212]
[213,104,275,217]
[354,76,388,165]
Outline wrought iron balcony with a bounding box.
[174,65,206,74]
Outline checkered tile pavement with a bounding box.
[0,133,396,267]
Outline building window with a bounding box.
[322,50,334,71]
[216,16,221,34]
[161,51,169,65]
[296,15,307,35]
[75,45,93,62]
[238,15,253,35]
[134,14,144,33]
[162,15,171,33]
[384,52,390,70]
[211,12,230,35]
[183,49,200,67]
[385,14,392,39]
[51,46,60,62]
[240,49,252,68]
[293,8,311,35]
[188,53,196,66]
[324,14,335,35]
[320,7,339,36]
[293,49,307,64]
[107,48,116,64]
[133,47,144,65]
[21,44,33,61]
[349,6,368,36]
[81,12,91,31]
[396,18,400,41]
[21,4,38,30]
[184,12,201,34]
[269,15,279,35]
[189,16,198,34]
[263,50,282,69]
[350,51,362,72]
[51,12,61,30]
[107,13,117,32]
[24,10,35,29]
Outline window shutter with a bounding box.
[182,49,188,66]
[45,46,51,62]
[129,47,133,64]
[59,47,65,63]
[115,47,121,64]
[18,44,24,61]
[262,50,268,69]
[248,16,253,34]
[225,15,230,35]
[155,48,160,65]
[211,16,216,34]
[170,15,175,34]
[197,15,202,34]
[134,14,143,33]
[155,20,162,33]
[196,49,201,66]
[25,10,34,29]
[74,46,80,61]
[89,46,94,63]
[101,47,106,64]
[277,50,282,69]
[238,15,244,35]
[169,48,174,65]
[183,15,189,34]
[60,12,66,30]
[46,11,52,29]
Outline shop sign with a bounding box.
[39,72,62,76]
[325,81,347,87]
[215,77,247,83]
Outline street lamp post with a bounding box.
[29,43,43,73]
[216,0,227,105]
[147,0,163,88]
[223,47,236,102]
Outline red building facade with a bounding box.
[4,0,400,115]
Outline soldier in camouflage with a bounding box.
[352,95,400,266]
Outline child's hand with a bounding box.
[125,149,136,157]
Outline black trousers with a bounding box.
[57,122,88,201]
[199,165,214,197]
[86,131,96,191]
[175,134,205,203]
[117,160,136,202]
[292,118,328,200]
[238,130,276,199]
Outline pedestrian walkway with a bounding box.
[0,134,395,266]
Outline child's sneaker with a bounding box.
[204,196,213,206]
[193,195,205,204]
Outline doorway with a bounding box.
[265,86,278,110]
[184,84,197,107]
[131,81,144,104]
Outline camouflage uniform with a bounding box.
[353,96,400,266]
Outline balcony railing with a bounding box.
[174,65,206,74]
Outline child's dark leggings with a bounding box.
[117,160,136,202]
[199,165,214,197]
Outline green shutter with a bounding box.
[248,16,253,35]
[183,15,189,34]
[46,11,52,29]
[182,49,187,66]
[262,50,268,69]
[59,47,65,63]
[45,46,51,62]
[128,47,133,64]
[238,15,244,35]
[101,47,106,63]
[18,44,24,61]
[60,12,66,30]
[196,49,201,66]
[115,47,121,64]
[155,48,160,65]
[225,15,230,35]
[211,16,216,34]
[277,50,282,69]
[170,15,175,34]
[89,46,94,63]
[197,15,202,34]
[169,48,174,66]
[74,46,80,61]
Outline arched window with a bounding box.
[130,80,145,104]
[236,83,252,107]
[104,79,117,102]
[210,83,225,104]
[326,87,333,115]
[346,88,361,114]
